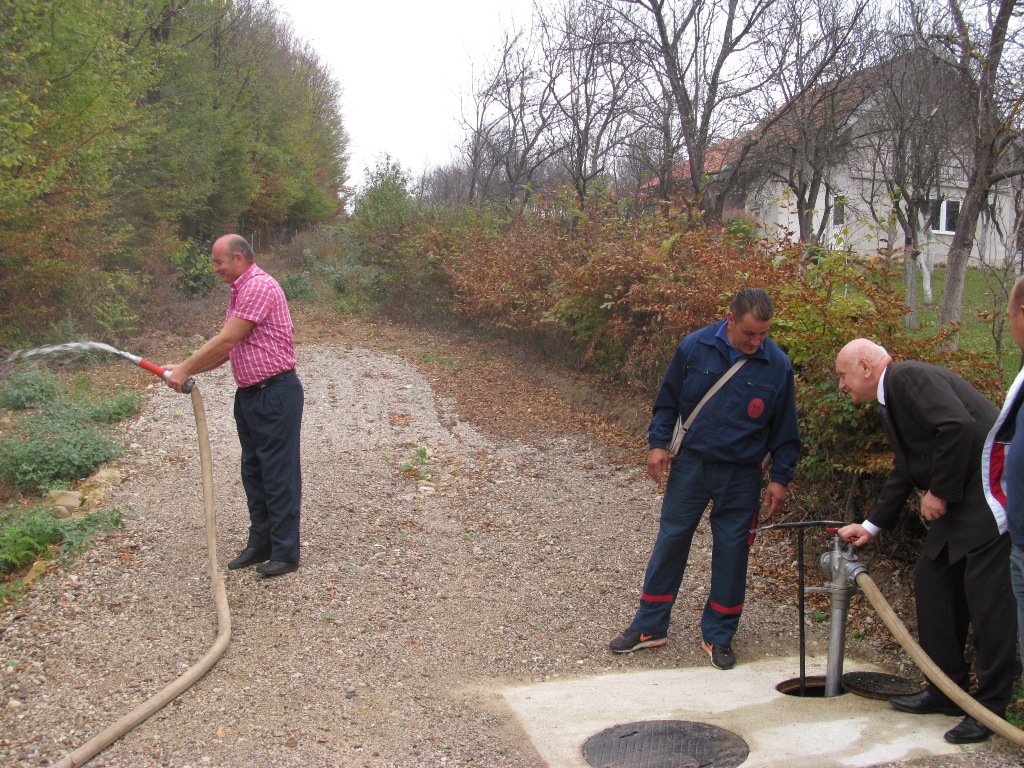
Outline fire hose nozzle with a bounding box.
[134,357,194,394]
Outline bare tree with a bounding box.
[610,0,865,223]
[470,27,563,209]
[615,66,687,203]
[457,68,504,205]
[537,0,642,201]
[749,0,878,245]
[852,45,973,327]
[906,0,1024,330]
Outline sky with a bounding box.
[276,0,535,187]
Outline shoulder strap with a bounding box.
[680,357,747,431]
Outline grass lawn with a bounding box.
[912,266,1015,362]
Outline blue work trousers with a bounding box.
[234,374,304,564]
[630,452,762,644]
[1012,544,1024,666]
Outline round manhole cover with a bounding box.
[841,671,922,700]
[583,719,749,768]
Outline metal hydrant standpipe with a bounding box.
[52,382,232,767]
[825,539,1024,748]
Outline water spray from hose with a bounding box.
[3,342,194,393]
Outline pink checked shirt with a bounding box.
[226,264,297,387]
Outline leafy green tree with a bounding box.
[0,0,348,345]
[128,0,346,241]
[351,156,415,265]
[0,0,160,343]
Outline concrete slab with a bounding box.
[502,657,976,767]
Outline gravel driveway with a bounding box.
[2,327,1021,767]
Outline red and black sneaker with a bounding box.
[609,628,668,653]
[700,639,736,670]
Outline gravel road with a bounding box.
[2,328,1021,767]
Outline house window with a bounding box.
[929,199,960,234]
[832,201,845,226]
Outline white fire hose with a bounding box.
[53,385,231,767]
[855,572,1024,747]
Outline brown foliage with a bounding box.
[435,194,803,393]
[411,194,998,536]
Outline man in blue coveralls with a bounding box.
[610,288,801,669]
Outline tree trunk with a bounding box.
[936,0,1016,331]
[921,248,934,304]
[938,179,986,329]
[904,243,918,330]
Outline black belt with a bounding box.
[242,368,295,391]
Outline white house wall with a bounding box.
[747,173,1018,269]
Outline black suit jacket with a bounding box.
[870,361,1002,562]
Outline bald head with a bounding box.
[214,234,255,264]
[836,338,892,404]
[1011,276,1024,309]
[1008,277,1024,353]
[211,234,255,284]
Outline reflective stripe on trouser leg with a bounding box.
[631,454,710,637]
[699,462,763,645]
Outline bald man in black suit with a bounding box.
[835,339,1016,745]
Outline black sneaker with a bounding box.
[701,640,736,670]
[609,628,668,653]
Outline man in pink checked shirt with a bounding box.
[165,234,304,578]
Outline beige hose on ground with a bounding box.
[54,385,231,768]
[855,572,1024,748]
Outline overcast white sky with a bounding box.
[276,0,535,188]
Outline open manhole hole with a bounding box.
[583,720,749,768]
[841,671,922,700]
[776,675,832,697]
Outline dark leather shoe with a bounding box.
[944,715,993,744]
[889,688,964,716]
[256,560,299,577]
[227,547,269,570]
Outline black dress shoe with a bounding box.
[256,560,299,577]
[944,715,993,744]
[227,547,269,570]
[889,688,964,716]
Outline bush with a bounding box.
[350,156,414,267]
[0,368,64,410]
[0,508,65,572]
[304,186,997,530]
[0,504,124,575]
[0,416,123,494]
[170,239,217,297]
[772,251,997,516]
[89,270,143,338]
[78,391,145,424]
[329,253,390,303]
[280,271,317,302]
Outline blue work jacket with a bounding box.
[648,319,801,486]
